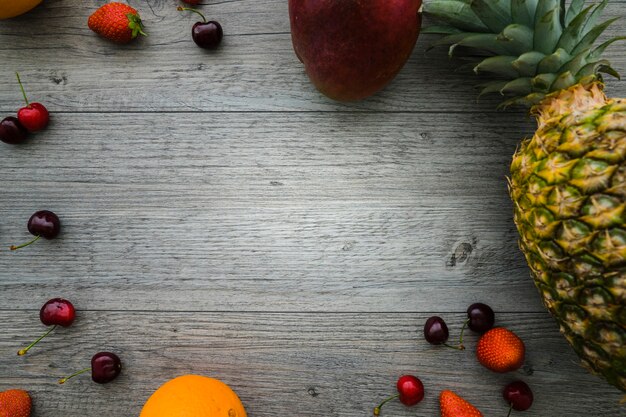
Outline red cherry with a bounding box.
[181,0,200,4]
[373,375,424,415]
[18,103,49,132]
[18,298,76,356]
[15,72,49,132]
[59,352,122,385]
[503,380,533,413]
[396,375,424,406]
[40,298,76,327]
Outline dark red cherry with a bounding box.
[28,210,61,239]
[59,352,122,384]
[11,210,61,251]
[503,380,533,412]
[40,298,76,327]
[91,352,122,384]
[192,20,223,49]
[18,298,76,356]
[0,116,28,144]
[467,303,495,333]
[424,316,449,345]
[178,7,223,49]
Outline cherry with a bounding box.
[10,210,61,251]
[396,375,424,406]
[18,298,76,356]
[374,375,424,415]
[178,7,223,49]
[59,352,122,384]
[181,0,200,4]
[467,303,495,333]
[503,381,533,415]
[424,316,449,344]
[15,72,49,132]
[0,116,28,144]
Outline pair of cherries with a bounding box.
[0,73,49,145]
[424,303,496,349]
[375,375,533,416]
[18,299,122,385]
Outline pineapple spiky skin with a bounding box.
[423,0,626,391]
[510,81,626,391]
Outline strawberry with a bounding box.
[476,327,525,373]
[0,389,31,417]
[88,2,146,44]
[439,390,483,417]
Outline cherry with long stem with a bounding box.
[18,325,56,356]
[59,352,122,384]
[15,72,49,132]
[10,210,60,251]
[178,6,223,49]
[18,298,75,356]
[373,375,424,416]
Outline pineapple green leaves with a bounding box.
[422,0,624,105]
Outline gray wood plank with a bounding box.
[1,311,622,417]
[0,0,623,112]
[1,112,544,312]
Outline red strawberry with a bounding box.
[88,2,146,44]
[439,390,483,417]
[0,389,31,417]
[476,327,525,373]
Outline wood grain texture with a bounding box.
[0,0,623,112]
[0,1,625,416]
[1,311,624,416]
[1,112,540,312]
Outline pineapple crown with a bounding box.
[422,0,625,107]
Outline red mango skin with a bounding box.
[289,0,422,102]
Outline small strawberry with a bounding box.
[0,389,31,417]
[88,2,146,44]
[440,390,483,417]
[476,327,525,373]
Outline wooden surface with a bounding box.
[0,1,624,416]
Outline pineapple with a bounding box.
[423,0,626,391]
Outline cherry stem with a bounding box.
[373,394,399,416]
[177,6,207,23]
[442,342,466,351]
[506,403,513,417]
[18,325,56,356]
[15,72,30,107]
[59,367,90,384]
[458,318,469,348]
[10,235,40,251]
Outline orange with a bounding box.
[140,375,247,417]
[0,0,42,20]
